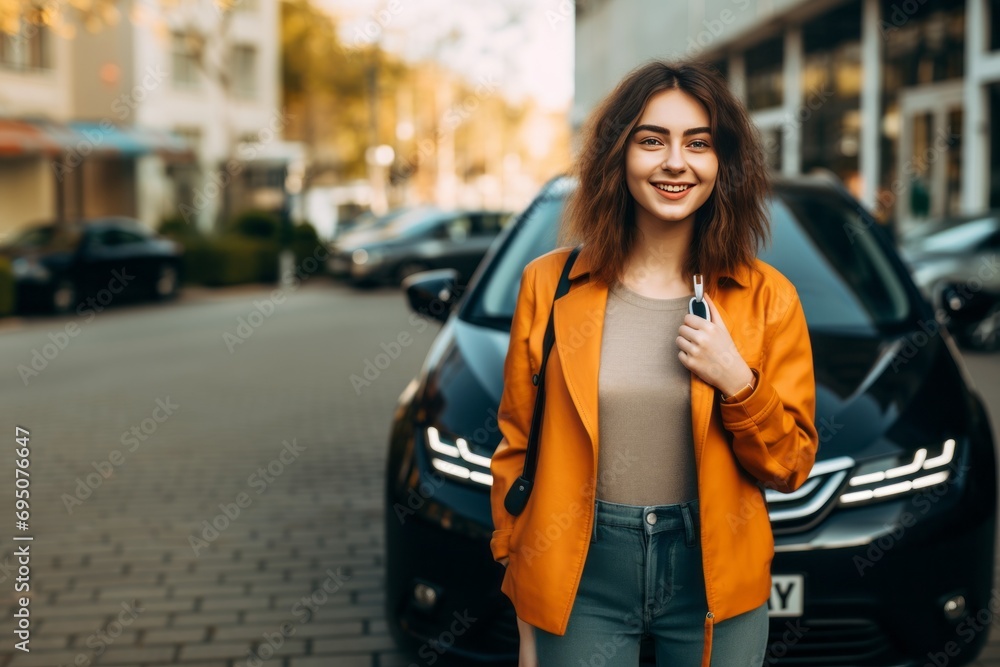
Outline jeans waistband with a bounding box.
[592,497,700,545]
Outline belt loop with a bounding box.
[592,500,599,544]
[681,502,695,548]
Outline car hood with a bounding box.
[418,317,969,466]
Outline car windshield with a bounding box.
[352,208,412,232]
[340,208,447,242]
[381,208,449,236]
[462,183,919,336]
[7,224,82,251]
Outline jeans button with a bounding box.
[646,512,657,525]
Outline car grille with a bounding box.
[766,456,854,535]
[401,596,519,657]
[764,618,903,665]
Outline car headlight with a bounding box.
[839,438,956,505]
[352,248,382,265]
[12,257,50,280]
[425,425,493,486]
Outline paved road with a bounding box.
[1,277,999,666]
[0,278,440,666]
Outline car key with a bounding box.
[687,273,711,322]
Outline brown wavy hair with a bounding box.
[558,59,772,289]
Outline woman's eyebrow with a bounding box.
[632,124,712,137]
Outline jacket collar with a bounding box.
[567,244,752,292]
[555,244,751,469]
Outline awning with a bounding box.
[0,118,62,156]
[0,116,195,160]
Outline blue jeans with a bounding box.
[533,497,769,666]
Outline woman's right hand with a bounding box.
[516,614,538,667]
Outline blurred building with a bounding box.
[0,0,286,238]
[280,48,571,232]
[575,0,998,239]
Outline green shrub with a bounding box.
[158,209,289,287]
[0,257,15,317]
[158,215,203,241]
[175,236,214,286]
[289,222,328,274]
[229,210,282,242]
[178,236,280,287]
[254,241,281,283]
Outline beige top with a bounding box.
[595,279,699,506]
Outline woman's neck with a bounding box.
[622,213,696,297]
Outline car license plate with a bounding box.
[768,575,803,617]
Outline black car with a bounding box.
[333,206,415,240]
[1,217,183,314]
[384,175,997,666]
[898,211,1000,352]
[327,207,512,287]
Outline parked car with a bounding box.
[384,175,997,666]
[0,217,183,314]
[327,207,513,287]
[333,206,415,240]
[898,211,1000,351]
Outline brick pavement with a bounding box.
[0,279,438,666]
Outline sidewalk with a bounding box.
[0,275,341,334]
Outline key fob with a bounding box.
[687,273,711,322]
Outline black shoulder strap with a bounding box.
[503,244,583,516]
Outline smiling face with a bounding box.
[624,87,719,229]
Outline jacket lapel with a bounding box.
[553,277,608,468]
[551,245,748,469]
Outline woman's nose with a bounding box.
[660,144,686,171]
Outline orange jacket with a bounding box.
[489,245,820,667]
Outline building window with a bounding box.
[760,126,782,172]
[745,36,783,110]
[879,0,964,216]
[881,0,964,86]
[231,44,257,99]
[992,0,1000,50]
[800,0,862,193]
[0,22,51,71]
[991,83,1000,208]
[171,32,200,89]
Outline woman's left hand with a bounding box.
[676,293,754,397]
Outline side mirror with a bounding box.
[403,268,461,323]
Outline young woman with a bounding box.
[489,59,820,666]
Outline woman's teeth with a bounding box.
[655,184,691,192]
